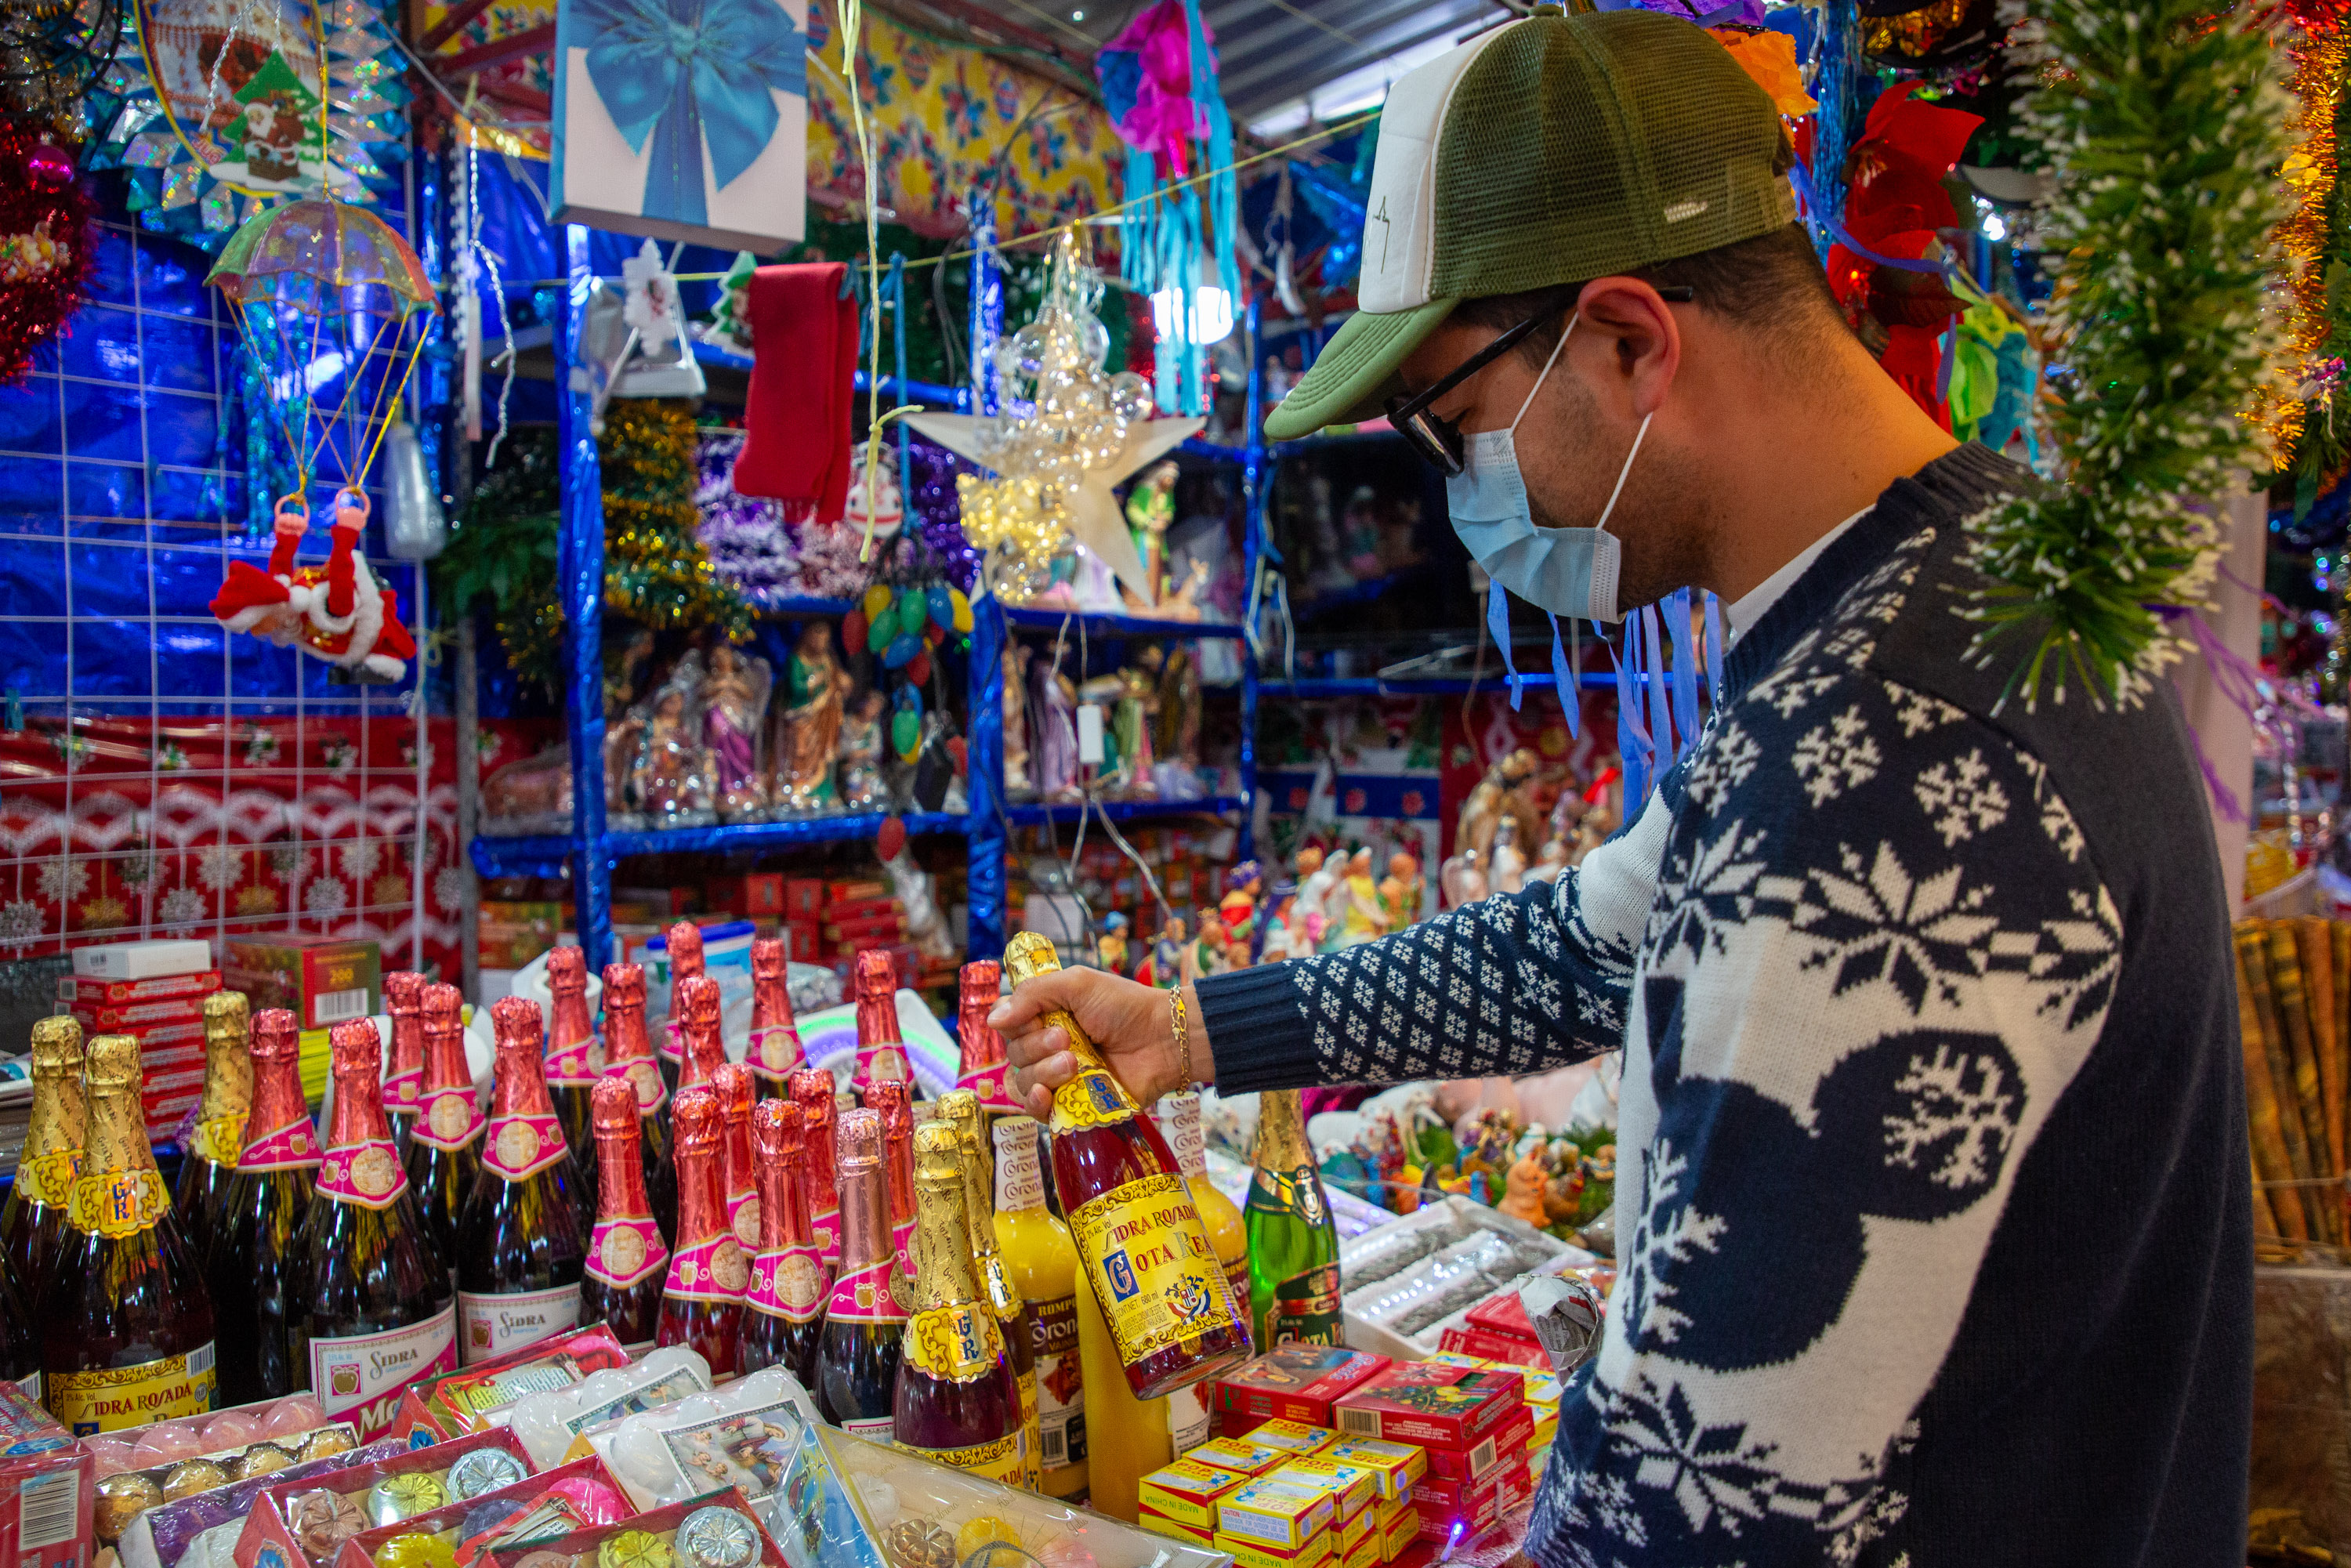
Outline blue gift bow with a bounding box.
[573,0,806,230]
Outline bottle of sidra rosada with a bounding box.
[867,1078,917,1286]
[713,1062,763,1259]
[2,1018,86,1320]
[746,938,803,1099]
[998,932,1248,1400]
[212,1008,321,1404]
[583,1077,668,1355]
[405,983,483,1288]
[850,950,910,1099]
[292,1019,457,1434]
[812,1108,906,1443]
[42,1034,219,1432]
[542,947,602,1236]
[955,961,1026,1115]
[455,997,586,1363]
[600,962,676,1244]
[657,1085,746,1374]
[656,920,705,1095]
[173,991,252,1270]
[790,1068,842,1272]
[892,1120,1023,1483]
[380,972,427,1157]
[739,1099,827,1380]
[676,974,726,1092]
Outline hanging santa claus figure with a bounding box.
[210,490,416,683]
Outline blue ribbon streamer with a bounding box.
[1703,589,1724,706]
[1549,612,1578,738]
[1664,587,1700,755]
[572,0,806,230]
[1489,580,1524,710]
[1640,603,1674,773]
[1614,614,1655,808]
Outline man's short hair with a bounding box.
[1451,222,1845,364]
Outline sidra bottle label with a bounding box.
[15,1146,77,1206]
[47,1343,216,1434]
[588,1215,668,1290]
[664,1233,750,1304]
[750,1025,802,1077]
[748,1244,824,1322]
[307,1305,457,1435]
[482,1114,568,1181]
[902,1304,1003,1382]
[824,1258,907,1324]
[897,1430,1021,1485]
[957,1062,1014,1113]
[313,1139,410,1209]
[383,1066,423,1121]
[1068,1172,1231,1364]
[545,1031,600,1090]
[808,1204,841,1262]
[189,1111,247,1168]
[457,1283,581,1363]
[239,1114,322,1172]
[411,1086,485,1152]
[614,1059,667,1114]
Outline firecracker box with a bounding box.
[781,879,824,919]
[824,878,886,904]
[1222,1419,1337,1458]
[1214,1476,1337,1550]
[1335,1507,1377,1557]
[56,972,223,1007]
[1462,1292,1542,1346]
[235,1429,533,1568]
[1381,1508,1419,1559]
[476,1488,784,1568]
[822,894,900,925]
[1214,1347,1391,1429]
[706,875,783,918]
[1135,1510,1213,1548]
[1320,1438,1425,1503]
[1187,1436,1288,1477]
[327,1457,624,1568]
[1137,1459,1252,1530]
[1334,1367,1523,1450]
[1212,1527,1334,1568]
[822,911,906,944]
[1420,1407,1531,1482]
[1270,1456,1379,1520]
[71,940,211,981]
[66,994,213,1032]
[781,921,821,963]
[1435,1327,1549,1369]
[1410,1453,1534,1535]
[0,1381,89,1568]
[223,935,379,1033]
[389,1325,629,1443]
[1530,1410,1556,1450]
[1342,1534,1378,1568]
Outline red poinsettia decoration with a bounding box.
[0,113,95,386]
[1824,82,1983,427]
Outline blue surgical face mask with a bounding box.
[1444,313,1653,624]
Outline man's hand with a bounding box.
[989,969,1210,1121]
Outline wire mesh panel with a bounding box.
[0,212,457,1124]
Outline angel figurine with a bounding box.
[635,656,715,827]
[774,620,854,812]
[839,689,888,810]
[699,641,773,821]
[1114,666,1159,799]
[1031,651,1081,803]
[1004,644,1035,798]
[1124,459,1178,610]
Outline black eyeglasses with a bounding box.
[1384,286,1695,475]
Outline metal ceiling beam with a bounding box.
[1220,0,1481,104]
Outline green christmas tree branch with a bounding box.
[1963,0,2293,711]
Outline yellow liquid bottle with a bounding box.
[1074,1264,1170,1522]
[1154,1092,1245,1455]
[991,1116,1090,1500]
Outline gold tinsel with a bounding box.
[2266,18,2347,459]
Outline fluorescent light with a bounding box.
[1982,211,2006,242]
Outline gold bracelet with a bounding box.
[1171,987,1192,1090]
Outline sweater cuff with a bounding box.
[1196,961,1316,1095]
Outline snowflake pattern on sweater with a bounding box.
[1196,445,2248,1566]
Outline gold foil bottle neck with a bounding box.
[1255,1088,1310,1167]
[30,1015,85,1074]
[85,1033,141,1093]
[201,990,251,1035]
[910,1123,980,1312]
[1001,932,1060,987]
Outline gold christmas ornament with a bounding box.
[913,232,1202,603]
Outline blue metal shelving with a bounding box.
[1003,795,1249,828]
[999,606,1250,640]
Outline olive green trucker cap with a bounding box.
[1262,4,1796,440]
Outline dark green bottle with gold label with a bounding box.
[1243,1089,1341,1349]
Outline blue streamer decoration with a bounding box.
[1703,589,1725,706]
[1641,603,1674,772]
[1664,587,1700,753]
[1614,614,1655,808]
[1549,613,1578,738]
[571,0,807,230]
[1488,581,1524,709]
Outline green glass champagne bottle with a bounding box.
[1243,1090,1341,1349]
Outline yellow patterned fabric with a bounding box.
[420,0,1119,234]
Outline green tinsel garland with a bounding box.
[601,400,752,643]
[1962,0,2292,710]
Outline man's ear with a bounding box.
[1571,278,1682,418]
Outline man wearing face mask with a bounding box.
[993,6,2248,1565]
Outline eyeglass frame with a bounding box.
[1382,284,1697,475]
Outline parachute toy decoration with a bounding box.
[203,199,433,683]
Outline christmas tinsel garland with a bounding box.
[1962,0,2291,709]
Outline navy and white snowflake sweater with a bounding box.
[1199,444,2251,1566]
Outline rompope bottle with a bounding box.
[212,1008,321,1404]
[992,1116,1086,1498]
[543,947,603,1237]
[292,1019,457,1434]
[455,996,586,1363]
[999,933,1248,1400]
[1244,1089,1342,1349]
[747,937,802,1097]
[940,1088,1038,1489]
[600,962,676,1244]
[812,1107,905,1442]
[404,982,483,1287]
[891,1121,1023,1482]
[740,1099,825,1380]
[583,1076,669,1355]
[41,1034,219,1432]
[174,991,252,1269]
[655,1085,744,1374]
[1,1017,86,1313]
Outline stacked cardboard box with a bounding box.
[1333,1366,1533,1544]
[60,945,223,1139]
